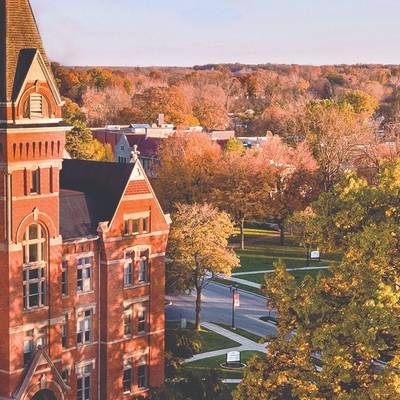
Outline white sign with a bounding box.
[227,351,241,364]
[311,251,320,260]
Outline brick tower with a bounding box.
[0,2,169,399]
[0,0,68,397]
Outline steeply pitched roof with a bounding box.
[60,159,134,240]
[0,0,51,102]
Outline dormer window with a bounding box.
[23,94,44,119]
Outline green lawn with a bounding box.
[184,351,262,379]
[166,321,240,354]
[242,268,332,285]
[232,229,341,274]
[198,327,240,353]
[216,323,264,343]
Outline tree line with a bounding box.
[52,62,400,138]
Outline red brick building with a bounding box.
[0,1,170,399]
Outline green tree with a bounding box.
[236,255,400,399]
[167,204,239,330]
[64,108,114,161]
[236,164,400,399]
[341,89,379,116]
[224,137,245,153]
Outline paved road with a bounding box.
[165,281,277,338]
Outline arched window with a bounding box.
[22,224,47,309]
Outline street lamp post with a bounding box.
[230,283,239,329]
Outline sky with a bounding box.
[30,0,400,67]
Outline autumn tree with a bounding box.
[154,132,221,211]
[236,167,400,398]
[211,151,271,249]
[341,89,379,117]
[192,96,228,129]
[131,86,198,127]
[167,204,239,331]
[301,100,373,191]
[258,138,319,245]
[236,252,400,399]
[63,99,114,161]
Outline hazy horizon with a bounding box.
[31,0,400,67]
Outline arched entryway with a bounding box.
[32,390,57,400]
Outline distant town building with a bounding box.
[94,121,236,176]
[0,2,169,399]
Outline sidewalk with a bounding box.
[218,265,331,289]
[184,322,267,363]
[232,265,330,276]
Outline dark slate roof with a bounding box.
[60,159,134,240]
[0,0,51,102]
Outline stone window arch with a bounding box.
[22,91,52,120]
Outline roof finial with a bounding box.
[131,145,140,163]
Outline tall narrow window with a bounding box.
[62,314,68,349]
[23,330,34,366]
[23,327,47,367]
[137,356,149,390]
[77,309,92,346]
[124,251,133,287]
[22,224,47,310]
[30,169,40,194]
[137,304,148,334]
[142,216,150,233]
[61,260,68,296]
[77,257,92,293]
[123,359,133,394]
[138,251,149,283]
[124,307,133,337]
[77,364,92,400]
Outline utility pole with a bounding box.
[230,283,239,329]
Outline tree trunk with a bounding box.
[279,220,285,246]
[306,244,310,267]
[195,286,202,331]
[240,219,245,250]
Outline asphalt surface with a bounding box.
[165,281,277,338]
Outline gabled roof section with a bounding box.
[109,159,171,228]
[60,159,135,235]
[13,347,70,399]
[0,0,56,102]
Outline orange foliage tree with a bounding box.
[154,132,221,211]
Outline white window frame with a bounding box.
[138,251,149,283]
[123,358,133,394]
[22,224,47,310]
[137,356,149,390]
[77,309,92,346]
[77,363,92,400]
[137,303,148,334]
[77,257,92,293]
[124,251,134,287]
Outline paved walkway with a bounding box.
[184,322,267,363]
[232,265,330,276]
[218,265,331,289]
